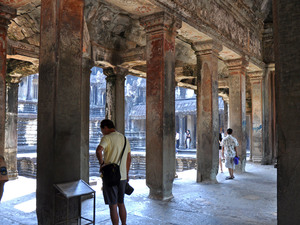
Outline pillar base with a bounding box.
[235,158,246,173]
[252,156,262,163]
[8,170,18,180]
[148,189,174,201]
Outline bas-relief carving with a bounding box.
[159,0,261,57]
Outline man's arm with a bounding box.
[96,145,104,166]
[234,146,238,157]
[126,152,131,181]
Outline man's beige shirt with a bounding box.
[100,131,131,180]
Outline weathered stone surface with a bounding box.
[37,0,87,223]
[249,71,264,163]
[141,11,181,200]
[226,57,248,172]
[6,59,38,81]
[0,4,16,158]
[193,40,222,182]
[5,82,19,179]
[7,3,40,46]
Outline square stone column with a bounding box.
[226,58,248,172]
[103,67,127,134]
[0,4,16,158]
[223,99,229,131]
[193,40,222,182]
[249,71,264,163]
[37,0,87,223]
[274,0,300,223]
[140,12,181,200]
[5,81,19,179]
[263,64,276,165]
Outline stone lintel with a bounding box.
[192,40,222,56]
[92,42,113,67]
[120,47,146,66]
[7,39,39,59]
[140,11,182,34]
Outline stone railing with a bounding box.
[17,151,197,179]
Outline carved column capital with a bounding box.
[114,66,128,79]
[192,40,223,56]
[248,71,264,83]
[225,57,249,75]
[6,74,22,84]
[0,4,16,30]
[103,67,115,77]
[140,11,182,34]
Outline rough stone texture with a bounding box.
[37,0,87,223]
[7,1,40,47]
[6,59,38,80]
[227,58,248,172]
[193,40,221,182]
[273,0,300,224]
[249,71,264,163]
[0,4,16,157]
[141,12,181,200]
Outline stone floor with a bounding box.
[0,162,277,225]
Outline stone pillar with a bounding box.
[104,67,127,134]
[140,12,181,200]
[249,71,264,163]
[178,114,185,148]
[0,4,16,158]
[26,75,32,100]
[223,100,229,131]
[226,58,248,172]
[264,64,276,164]
[273,1,300,223]
[190,115,196,148]
[5,81,19,179]
[104,68,116,123]
[193,40,222,182]
[37,0,87,223]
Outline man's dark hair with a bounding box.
[227,128,233,134]
[100,119,115,129]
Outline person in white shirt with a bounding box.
[222,128,239,180]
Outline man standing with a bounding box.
[96,119,131,225]
[175,131,179,149]
[222,128,239,180]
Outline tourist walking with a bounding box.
[96,119,131,225]
[221,128,239,180]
